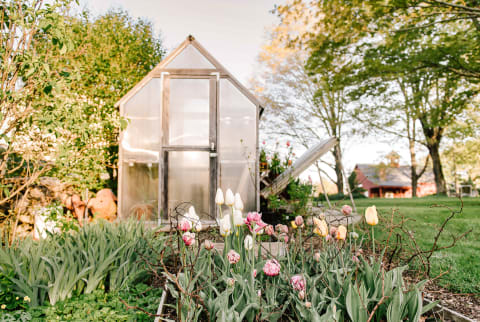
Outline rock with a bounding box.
[29,187,45,201]
[18,215,34,224]
[15,223,33,239]
[87,189,117,222]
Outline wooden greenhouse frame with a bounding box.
[115,35,263,226]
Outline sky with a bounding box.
[79,0,413,182]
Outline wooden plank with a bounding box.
[261,137,337,198]
[163,145,210,151]
[153,69,227,77]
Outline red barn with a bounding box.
[354,164,437,198]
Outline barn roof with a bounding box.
[355,164,435,187]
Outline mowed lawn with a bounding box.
[342,197,480,294]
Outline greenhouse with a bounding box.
[115,35,262,224]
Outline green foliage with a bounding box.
[0,220,166,307]
[3,284,162,321]
[40,9,165,191]
[349,197,480,294]
[42,203,79,234]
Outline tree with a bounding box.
[284,0,478,195]
[0,0,77,212]
[254,3,352,193]
[41,9,164,191]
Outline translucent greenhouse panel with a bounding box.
[165,45,216,69]
[121,118,160,163]
[220,161,256,212]
[122,78,161,162]
[121,163,159,221]
[169,78,209,146]
[167,151,210,220]
[124,78,161,118]
[219,79,257,212]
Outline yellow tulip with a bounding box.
[313,218,328,237]
[336,225,347,240]
[365,206,378,226]
[291,220,298,229]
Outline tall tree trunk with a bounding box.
[427,141,447,195]
[333,144,344,194]
[408,140,418,197]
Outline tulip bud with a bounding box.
[336,225,347,240]
[305,301,312,308]
[314,252,321,262]
[295,216,304,227]
[225,189,235,206]
[215,188,224,205]
[234,193,244,211]
[227,277,235,287]
[298,290,305,300]
[204,240,214,251]
[365,206,378,226]
[265,225,274,236]
[244,235,253,250]
[342,205,352,216]
[233,209,244,226]
[219,216,231,237]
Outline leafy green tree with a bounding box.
[36,9,165,191]
[0,0,76,211]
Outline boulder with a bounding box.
[87,189,117,222]
[18,214,34,224]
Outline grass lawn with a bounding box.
[341,196,479,294]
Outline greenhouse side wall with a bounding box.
[218,78,257,213]
[119,78,162,221]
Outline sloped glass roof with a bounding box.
[165,44,216,69]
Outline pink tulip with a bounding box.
[178,219,192,232]
[294,216,304,227]
[265,225,274,236]
[253,269,257,278]
[342,205,352,216]
[227,250,240,264]
[257,290,261,297]
[182,232,195,246]
[329,226,337,237]
[305,301,312,308]
[204,240,214,251]
[314,252,321,262]
[247,212,261,223]
[325,234,332,242]
[275,224,289,234]
[283,235,289,243]
[263,259,281,276]
[290,274,306,292]
[352,255,360,263]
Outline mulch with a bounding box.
[423,281,480,321]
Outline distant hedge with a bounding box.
[314,192,367,202]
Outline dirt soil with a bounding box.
[423,281,480,321]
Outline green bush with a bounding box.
[315,192,367,202]
[2,283,162,321]
[0,220,167,307]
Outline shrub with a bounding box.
[0,220,167,307]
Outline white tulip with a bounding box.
[234,193,244,211]
[233,209,244,226]
[219,215,231,237]
[215,188,224,205]
[225,189,235,206]
[244,235,253,250]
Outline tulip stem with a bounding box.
[371,226,375,256]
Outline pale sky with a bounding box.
[79,0,413,183]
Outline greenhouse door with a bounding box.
[161,75,217,221]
